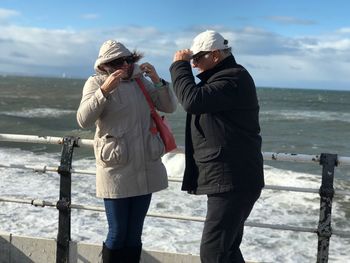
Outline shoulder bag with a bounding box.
[135,78,177,153]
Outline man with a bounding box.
[169,30,264,262]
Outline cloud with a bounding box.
[226,27,301,56]
[0,8,20,20]
[336,27,350,34]
[0,21,349,89]
[80,13,99,20]
[0,25,92,62]
[267,16,317,25]
[223,27,350,89]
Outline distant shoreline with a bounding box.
[1,74,349,92]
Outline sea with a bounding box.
[0,75,349,262]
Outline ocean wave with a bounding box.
[0,147,349,262]
[261,109,350,123]
[1,108,75,118]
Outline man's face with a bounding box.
[191,51,215,73]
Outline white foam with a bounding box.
[262,109,350,123]
[0,147,349,262]
[1,108,75,118]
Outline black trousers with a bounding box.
[200,189,261,263]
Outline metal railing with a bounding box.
[1,133,350,263]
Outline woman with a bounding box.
[77,40,177,262]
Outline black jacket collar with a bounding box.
[197,54,238,82]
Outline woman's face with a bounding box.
[104,56,135,78]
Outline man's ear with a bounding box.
[213,50,220,63]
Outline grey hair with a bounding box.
[219,47,232,55]
[218,48,232,59]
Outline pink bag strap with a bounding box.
[135,78,158,134]
[135,78,156,113]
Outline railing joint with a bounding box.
[319,187,334,198]
[56,199,71,212]
[317,225,333,238]
[319,153,338,167]
[31,199,45,207]
[57,136,79,176]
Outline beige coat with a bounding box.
[77,65,177,198]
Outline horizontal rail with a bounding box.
[1,196,349,238]
[262,152,350,166]
[0,133,93,147]
[1,133,350,165]
[1,163,350,196]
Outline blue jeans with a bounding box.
[104,194,152,249]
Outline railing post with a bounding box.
[56,136,79,263]
[316,153,337,263]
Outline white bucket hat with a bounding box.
[190,30,229,56]
[94,40,132,73]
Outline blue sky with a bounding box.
[1,0,350,90]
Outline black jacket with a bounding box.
[170,55,264,194]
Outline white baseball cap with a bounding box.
[190,30,229,56]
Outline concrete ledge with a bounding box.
[0,232,200,263]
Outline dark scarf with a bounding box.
[197,54,238,82]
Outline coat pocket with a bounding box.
[193,147,222,163]
[146,133,165,161]
[95,135,128,167]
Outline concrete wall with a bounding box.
[0,232,200,263]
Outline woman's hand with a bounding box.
[140,62,160,84]
[100,69,126,97]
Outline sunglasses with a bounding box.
[192,51,212,63]
[107,56,134,68]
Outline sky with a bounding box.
[1,0,350,90]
